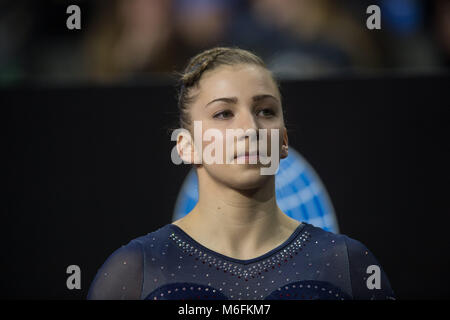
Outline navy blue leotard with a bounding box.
[87,222,395,300]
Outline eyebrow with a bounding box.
[204,94,280,108]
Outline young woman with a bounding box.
[87,47,395,300]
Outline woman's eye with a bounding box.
[257,108,275,117]
[213,110,233,119]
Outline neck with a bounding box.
[181,169,299,260]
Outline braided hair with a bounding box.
[175,47,281,130]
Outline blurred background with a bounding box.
[2,0,450,300]
[1,0,450,85]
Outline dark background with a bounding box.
[2,74,449,299]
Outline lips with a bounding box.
[234,151,258,159]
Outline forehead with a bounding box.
[194,64,279,101]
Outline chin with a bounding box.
[201,163,274,191]
[224,167,272,190]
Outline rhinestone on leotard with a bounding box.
[168,230,312,280]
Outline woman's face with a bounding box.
[180,63,288,190]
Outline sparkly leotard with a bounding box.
[87,222,395,300]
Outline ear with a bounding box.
[280,126,289,159]
[176,130,196,164]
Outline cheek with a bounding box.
[262,126,284,153]
[200,127,228,163]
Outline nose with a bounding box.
[236,109,259,135]
[234,109,260,151]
